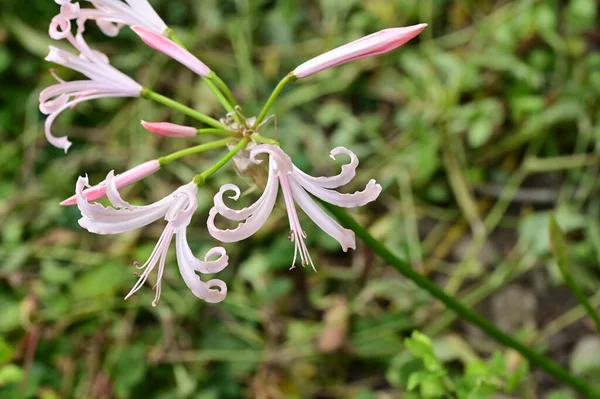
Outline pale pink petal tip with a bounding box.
[293,23,428,78]
[141,121,197,138]
[131,26,211,77]
[59,160,161,206]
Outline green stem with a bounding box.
[254,73,297,128]
[197,128,238,137]
[193,138,250,186]
[164,30,235,113]
[253,135,279,145]
[322,204,600,399]
[549,215,600,335]
[164,28,184,46]
[158,138,234,166]
[210,71,238,107]
[202,76,235,113]
[141,88,227,130]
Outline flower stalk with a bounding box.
[193,138,250,186]
[254,73,297,128]
[140,88,228,130]
[322,203,600,399]
[209,71,238,108]
[164,29,238,113]
[549,215,600,335]
[158,138,235,166]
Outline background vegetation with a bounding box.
[1,0,599,397]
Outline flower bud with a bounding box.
[293,24,427,78]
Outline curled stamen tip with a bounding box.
[133,260,140,267]
[152,299,159,307]
[289,265,296,271]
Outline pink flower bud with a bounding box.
[293,24,427,78]
[141,121,197,138]
[131,25,211,77]
[60,160,161,206]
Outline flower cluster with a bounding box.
[41,0,426,306]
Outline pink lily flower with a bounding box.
[54,0,167,37]
[141,121,197,138]
[76,174,229,305]
[207,145,381,271]
[40,23,142,152]
[60,159,160,206]
[131,25,211,77]
[293,24,427,78]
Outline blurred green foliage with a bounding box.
[1,0,600,397]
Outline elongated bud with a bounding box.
[141,121,197,138]
[131,25,211,77]
[292,24,427,78]
[60,160,161,206]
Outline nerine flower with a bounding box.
[40,22,142,152]
[61,159,161,206]
[54,0,168,37]
[293,24,427,78]
[76,173,229,305]
[207,145,381,271]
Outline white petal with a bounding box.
[96,19,122,37]
[105,170,133,208]
[290,180,356,251]
[293,147,360,189]
[207,161,279,242]
[176,229,228,303]
[165,183,198,229]
[75,175,174,234]
[294,176,382,208]
[43,92,135,153]
[175,229,228,274]
[212,160,278,221]
[249,144,293,175]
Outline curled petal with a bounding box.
[175,229,228,274]
[44,92,127,153]
[290,180,356,251]
[249,144,293,175]
[105,170,133,209]
[292,146,360,189]
[39,93,69,115]
[207,188,277,243]
[208,161,278,242]
[203,279,228,303]
[213,162,279,221]
[49,14,72,40]
[96,19,123,37]
[294,176,382,208]
[176,231,228,303]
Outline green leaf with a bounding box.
[71,262,125,300]
[0,365,23,386]
[404,331,443,372]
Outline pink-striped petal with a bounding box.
[131,25,211,77]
